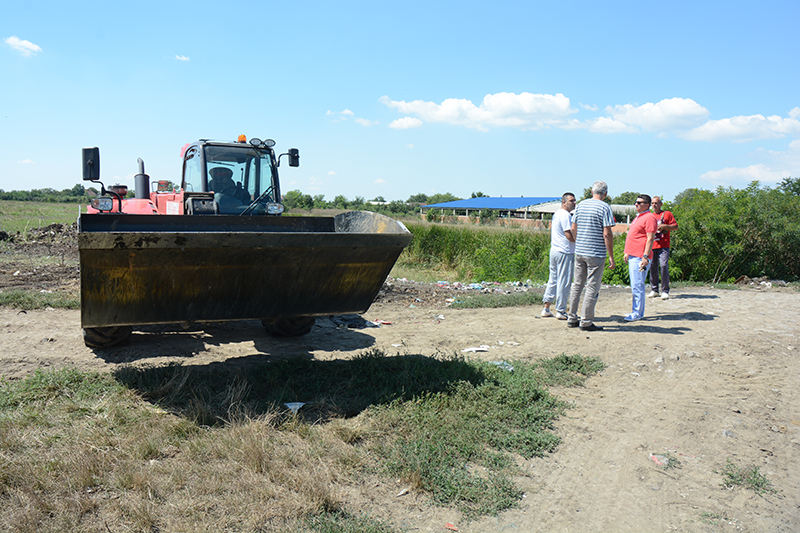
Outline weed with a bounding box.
[448,291,542,309]
[0,352,604,530]
[717,458,776,495]
[0,289,80,310]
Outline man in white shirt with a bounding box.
[541,192,577,319]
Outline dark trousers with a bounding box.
[649,247,670,293]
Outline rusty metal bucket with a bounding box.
[79,211,412,328]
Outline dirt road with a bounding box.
[2,279,798,532]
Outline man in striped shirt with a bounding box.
[567,181,616,331]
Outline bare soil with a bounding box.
[1,229,799,532]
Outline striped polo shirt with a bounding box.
[573,198,615,258]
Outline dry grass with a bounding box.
[0,369,376,532]
[0,352,603,532]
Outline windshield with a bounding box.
[204,145,278,214]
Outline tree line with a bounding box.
[0,184,95,203]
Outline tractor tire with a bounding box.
[262,316,316,337]
[83,326,133,348]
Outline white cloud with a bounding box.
[580,103,599,112]
[327,171,337,176]
[606,98,710,132]
[4,36,41,57]
[328,108,377,126]
[407,144,414,149]
[17,159,35,165]
[380,92,576,131]
[389,117,423,129]
[586,116,639,134]
[374,178,386,184]
[682,113,800,142]
[175,55,190,61]
[699,163,788,186]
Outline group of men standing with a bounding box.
[541,181,677,330]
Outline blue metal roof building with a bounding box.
[423,197,560,211]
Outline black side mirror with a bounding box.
[288,148,299,167]
[82,147,100,181]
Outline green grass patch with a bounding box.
[717,458,776,495]
[0,200,82,236]
[0,289,80,310]
[448,291,542,309]
[0,352,604,530]
[400,222,550,283]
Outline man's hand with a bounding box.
[608,257,616,269]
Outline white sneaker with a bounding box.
[541,308,554,317]
[661,292,670,300]
[647,290,659,298]
[555,311,569,320]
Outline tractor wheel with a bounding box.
[83,326,133,348]
[262,316,316,337]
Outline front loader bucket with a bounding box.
[79,211,412,328]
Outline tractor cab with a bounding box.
[84,136,298,216]
[182,137,297,215]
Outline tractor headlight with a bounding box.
[90,197,114,211]
[265,202,285,215]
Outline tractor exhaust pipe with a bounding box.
[135,158,150,199]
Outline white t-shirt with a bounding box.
[550,208,575,255]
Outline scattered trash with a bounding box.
[392,343,403,347]
[462,345,490,353]
[722,429,734,437]
[372,319,392,325]
[444,524,458,532]
[649,453,669,467]
[489,361,514,372]
[284,402,305,414]
[397,488,410,497]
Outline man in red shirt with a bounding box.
[648,196,678,300]
[624,195,658,321]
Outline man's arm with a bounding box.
[658,211,678,233]
[603,226,615,269]
[642,232,655,267]
[571,221,578,241]
[564,229,575,242]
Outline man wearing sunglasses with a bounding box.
[623,195,658,322]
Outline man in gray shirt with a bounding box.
[567,181,616,331]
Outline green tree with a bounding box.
[610,191,640,205]
[778,177,800,196]
[427,192,460,204]
[332,195,349,209]
[282,189,313,210]
[471,191,488,198]
[670,182,800,282]
[407,193,429,203]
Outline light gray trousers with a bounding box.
[568,255,605,327]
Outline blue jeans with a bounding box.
[543,251,574,314]
[628,257,652,319]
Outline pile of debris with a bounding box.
[733,275,791,289]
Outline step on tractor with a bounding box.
[79,135,412,348]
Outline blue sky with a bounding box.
[2,1,799,203]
